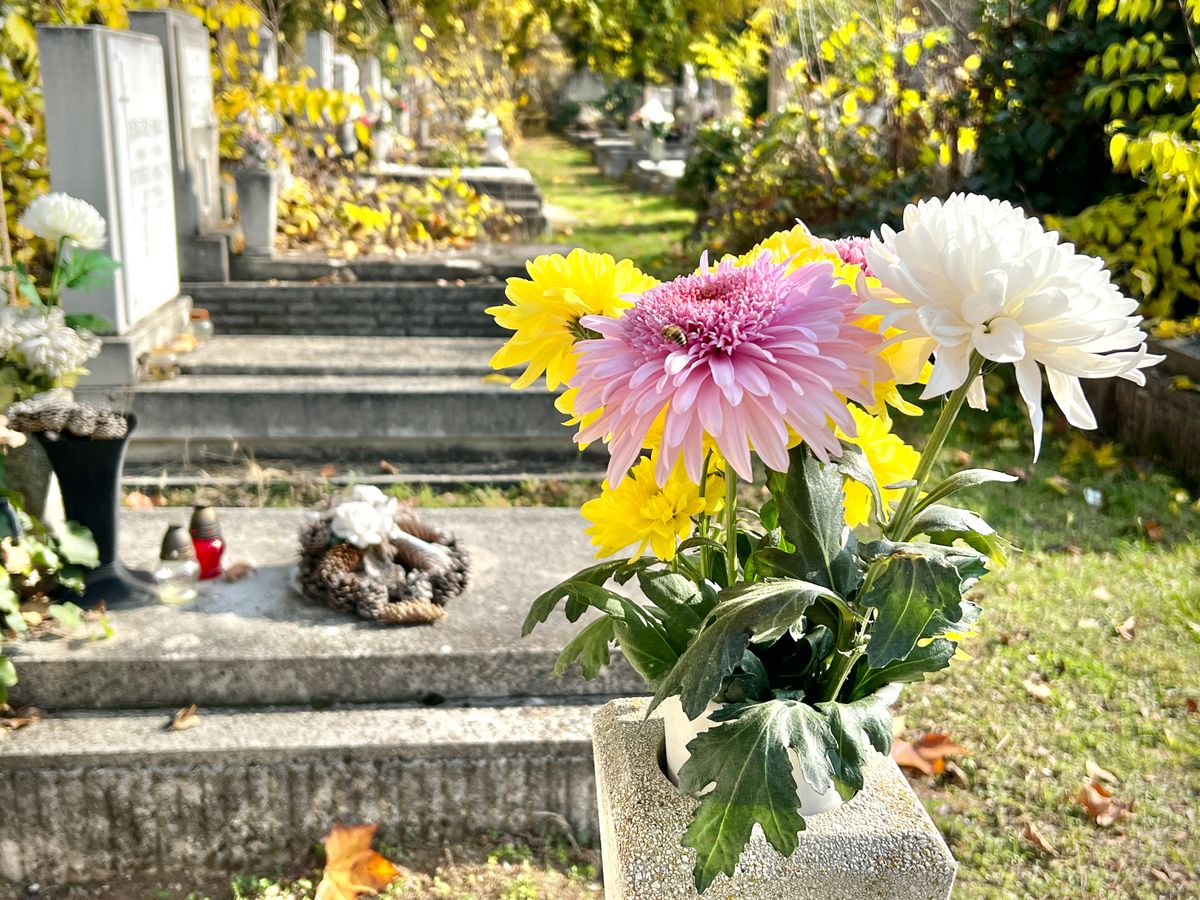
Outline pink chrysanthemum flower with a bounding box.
[572,253,884,484]
[830,236,874,277]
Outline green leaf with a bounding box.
[522,560,632,635]
[834,442,883,525]
[47,601,84,632]
[650,578,839,719]
[637,569,705,645]
[915,468,1018,513]
[0,654,16,705]
[64,312,115,334]
[766,446,861,595]
[717,648,771,704]
[907,504,1013,564]
[59,249,120,293]
[552,616,614,679]
[817,693,893,798]
[52,521,100,568]
[860,547,969,668]
[849,638,956,700]
[677,700,828,891]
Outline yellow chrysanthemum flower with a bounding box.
[736,225,931,421]
[837,405,921,529]
[582,456,724,561]
[486,249,658,390]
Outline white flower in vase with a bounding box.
[859,193,1163,458]
[19,192,107,249]
[14,307,102,381]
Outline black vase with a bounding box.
[36,413,156,609]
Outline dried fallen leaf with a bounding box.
[1091,585,1112,602]
[168,704,200,732]
[1078,779,1133,827]
[223,561,257,583]
[1021,821,1058,857]
[0,705,42,732]
[315,823,403,900]
[1143,520,1163,542]
[1187,698,1198,715]
[1115,616,1136,641]
[379,459,397,475]
[1022,677,1053,701]
[319,464,337,479]
[1086,759,1120,785]
[951,449,972,467]
[892,733,968,776]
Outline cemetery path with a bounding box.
[514,135,693,279]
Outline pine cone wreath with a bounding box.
[91,411,129,440]
[296,500,470,625]
[65,404,100,437]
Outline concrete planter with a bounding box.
[234,166,278,257]
[593,697,956,900]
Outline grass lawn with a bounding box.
[512,135,693,280]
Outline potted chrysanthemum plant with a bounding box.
[487,195,1159,895]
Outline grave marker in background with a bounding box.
[304,30,333,89]
[129,9,230,282]
[37,25,189,383]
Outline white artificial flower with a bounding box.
[859,193,1163,458]
[349,484,388,507]
[19,193,107,249]
[13,307,101,380]
[634,97,674,127]
[330,500,393,549]
[0,415,26,450]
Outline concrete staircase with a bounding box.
[0,507,640,883]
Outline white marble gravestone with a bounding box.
[768,46,800,114]
[304,30,334,89]
[358,55,382,118]
[257,25,279,82]
[128,9,228,282]
[37,26,182,345]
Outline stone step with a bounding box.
[227,244,565,284]
[185,280,508,337]
[0,699,601,882]
[176,336,506,377]
[129,371,580,463]
[7,508,638,712]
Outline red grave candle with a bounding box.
[188,503,226,580]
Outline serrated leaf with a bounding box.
[637,569,705,643]
[552,616,614,679]
[521,560,630,634]
[907,503,1013,564]
[860,548,967,668]
[51,521,100,568]
[817,693,893,797]
[650,579,838,719]
[766,446,861,595]
[47,602,84,632]
[834,442,883,526]
[677,700,822,891]
[849,638,957,700]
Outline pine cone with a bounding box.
[315,542,362,582]
[91,412,128,440]
[377,599,446,625]
[349,576,391,619]
[324,571,366,613]
[299,518,333,555]
[66,404,100,437]
[429,542,470,604]
[393,510,447,545]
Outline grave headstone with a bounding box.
[303,29,333,89]
[679,63,700,130]
[358,55,382,118]
[332,53,362,155]
[256,25,278,81]
[128,9,229,282]
[713,80,738,120]
[37,24,186,383]
[562,67,607,104]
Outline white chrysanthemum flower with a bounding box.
[859,193,1162,458]
[330,500,394,549]
[349,484,388,507]
[9,307,101,379]
[19,193,107,249]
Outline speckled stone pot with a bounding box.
[593,697,957,900]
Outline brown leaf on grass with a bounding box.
[1078,779,1133,827]
[319,464,337,479]
[0,705,42,732]
[1143,520,1163,542]
[1022,677,1053,701]
[951,449,972,467]
[315,823,403,900]
[379,459,397,475]
[223,561,257,583]
[892,733,968,776]
[1114,616,1136,641]
[1021,821,1058,857]
[1186,698,1198,715]
[168,704,200,732]
[1086,759,1120,785]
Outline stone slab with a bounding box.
[82,294,193,386]
[0,701,598,882]
[7,508,641,710]
[183,280,509,337]
[177,336,507,376]
[593,698,956,900]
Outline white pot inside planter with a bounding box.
[658,682,903,819]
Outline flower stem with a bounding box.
[885,353,985,542]
[724,468,738,586]
[46,236,68,307]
